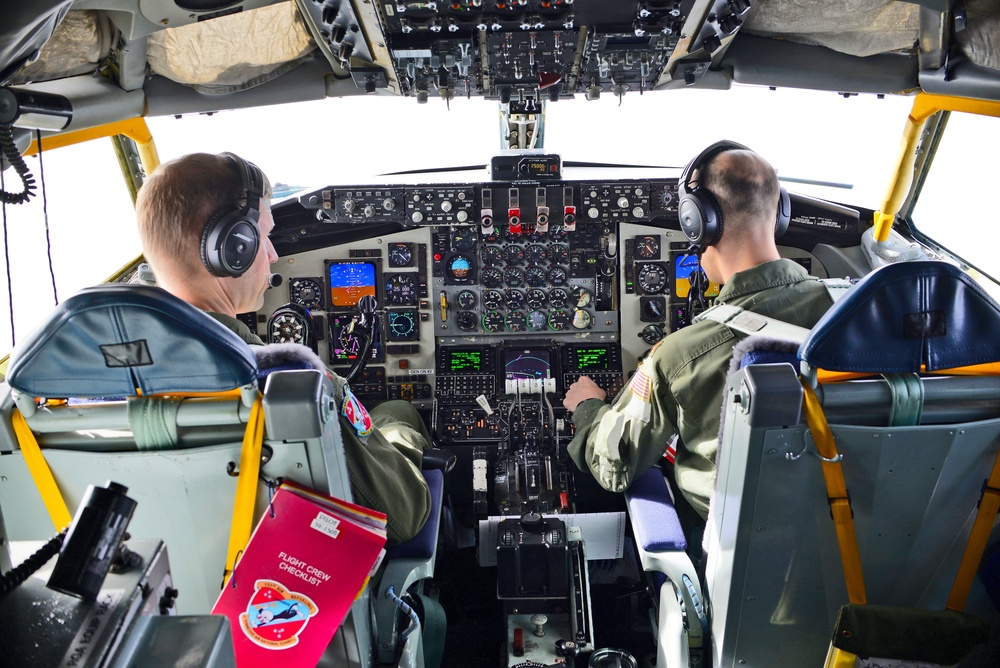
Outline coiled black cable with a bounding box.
[1,123,36,205]
[0,530,66,599]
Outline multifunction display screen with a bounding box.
[327,260,377,307]
[504,349,552,381]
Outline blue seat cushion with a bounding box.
[626,468,687,552]
[384,468,444,560]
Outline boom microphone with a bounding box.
[267,273,283,288]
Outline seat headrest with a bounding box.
[7,285,258,398]
[798,261,1000,374]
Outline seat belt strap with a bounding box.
[947,444,1000,610]
[223,393,266,584]
[694,303,813,342]
[12,409,73,532]
[800,382,868,604]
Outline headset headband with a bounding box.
[677,139,751,199]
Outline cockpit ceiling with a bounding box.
[3,1,1000,123]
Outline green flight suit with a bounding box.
[209,312,432,546]
[568,259,835,519]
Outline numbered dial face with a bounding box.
[527,310,548,331]
[548,224,567,241]
[481,267,503,288]
[388,242,415,267]
[525,266,548,287]
[547,266,568,286]
[289,277,324,310]
[483,290,504,309]
[526,288,547,309]
[483,310,504,333]
[452,226,476,250]
[635,235,660,259]
[385,273,418,306]
[504,289,525,310]
[457,289,478,310]
[482,246,503,265]
[268,309,309,344]
[503,245,525,264]
[457,311,478,331]
[547,244,569,264]
[526,244,547,264]
[637,263,668,294]
[504,311,526,332]
[548,288,569,309]
[548,310,570,331]
[503,267,525,288]
[388,310,419,340]
[571,286,593,309]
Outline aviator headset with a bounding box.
[201,152,266,278]
[676,140,790,248]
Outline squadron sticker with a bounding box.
[240,579,318,650]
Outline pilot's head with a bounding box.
[695,149,782,284]
[136,152,278,316]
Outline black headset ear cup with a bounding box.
[774,186,790,238]
[678,186,723,247]
[201,210,260,278]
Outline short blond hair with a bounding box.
[135,152,270,279]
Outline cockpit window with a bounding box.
[909,110,1000,282]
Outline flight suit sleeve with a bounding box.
[567,353,680,493]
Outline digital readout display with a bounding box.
[448,349,483,373]
[573,347,609,371]
[328,261,377,307]
[504,349,551,380]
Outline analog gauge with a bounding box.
[527,310,548,331]
[547,266,568,286]
[504,289,525,310]
[525,265,547,287]
[548,223,567,241]
[547,243,569,264]
[482,246,503,265]
[481,226,501,244]
[388,242,415,267]
[385,273,418,306]
[481,266,504,288]
[503,266,525,287]
[642,296,667,321]
[289,277,324,310]
[329,313,382,362]
[548,287,569,309]
[635,235,660,260]
[447,253,476,282]
[268,308,309,344]
[503,245,525,264]
[452,226,476,250]
[483,310,504,333]
[571,285,593,308]
[642,323,666,345]
[457,311,478,331]
[548,310,570,331]
[637,263,668,294]
[483,290,504,309]
[526,288,547,309]
[526,244,547,264]
[572,309,592,330]
[457,289,478,310]
[387,309,419,340]
[504,311,527,332]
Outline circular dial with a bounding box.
[388,242,414,267]
[447,253,475,282]
[482,310,504,333]
[388,310,418,339]
[548,310,570,331]
[642,296,666,321]
[572,309,592,330]
[526,288,547,309]
[268,309,309,344]
[548,287,569,309]
[504,289,525,310]
[289,277,324,310]
[526,310,548,331]
[503,245,525,264]
[547,266,568,286]
[642,324,666,345]
[482,290,503,309]
[503,266,525,288]
[571,286,593,308]
[457,289,478,310]
[525,266,547,287]
[385,273,417,306]
[452,226,476,250]
[504,311,526,332]
[481,246,503,265]
[548,223,567,241]
[547,243,569,263]
[637,263,668,294]
[481,267,503,288]
[481,226,501,244]
[526,244,547,264]
[635,235,660,259]
[457,311,478,331]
